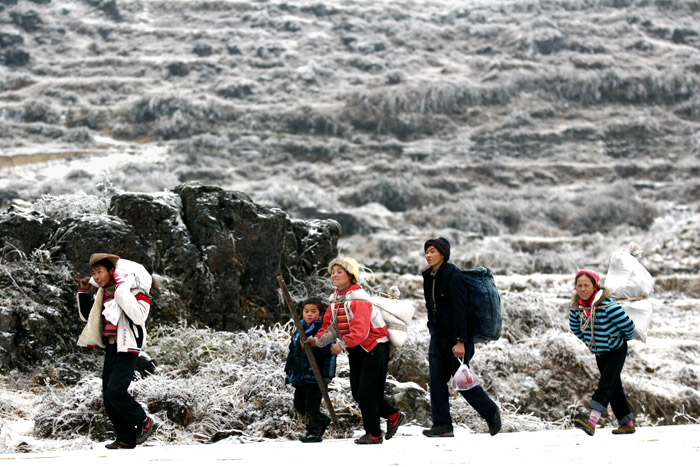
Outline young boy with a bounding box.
[75,253,154,449]
[284,298,336,443]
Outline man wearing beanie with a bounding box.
[421,238,501,437]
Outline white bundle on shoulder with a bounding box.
[101,259,152,325]
[369,286,415,347]
[115,258,153,294]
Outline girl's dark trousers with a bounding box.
[348,341,398,436]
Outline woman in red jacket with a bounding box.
[307,257,404,444]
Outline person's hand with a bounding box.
[112,271,126,286]
[330,343,342,355]
[74,273,90,290]
[452,341,465,359]
[304,337,316,347]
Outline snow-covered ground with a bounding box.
[1,424,698,465]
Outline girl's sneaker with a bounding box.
[354,433,383,444]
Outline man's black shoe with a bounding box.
[422,424,454,437]
[486,407,501,436]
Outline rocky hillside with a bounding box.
[1,1,699,273]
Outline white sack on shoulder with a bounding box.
[115,259,152,294]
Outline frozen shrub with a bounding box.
[34,377,111,440]
[216,81,255,99]
[500,291,567,343]
[340,177,431,212]
[563,186,658,233]
[22,100,58,124]
[389,320,430,386]
[284,107,347,136]
[127,95,199,124]
[445,208,501,236]
[0,395,18,418]
[31,194,108,221]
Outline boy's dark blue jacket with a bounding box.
[285,319,336,387]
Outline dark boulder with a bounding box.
[0,211,58,256]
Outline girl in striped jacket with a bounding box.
[569,269,636,436]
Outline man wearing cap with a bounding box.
[75,253,154,449]
[421,238,501,437]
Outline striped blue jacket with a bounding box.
[569,289,635,355]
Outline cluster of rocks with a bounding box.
[0,183,340,369]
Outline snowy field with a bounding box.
[1,425,698,466]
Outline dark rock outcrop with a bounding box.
[0,183,340,369]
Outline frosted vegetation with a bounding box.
[1,0,700,453]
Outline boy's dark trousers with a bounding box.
[348,341,398,436]
[102,344,147,445]
[428,332,498,427]
[293,385,328,434]
[592,341,633,424]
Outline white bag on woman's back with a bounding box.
[604,246,654,342]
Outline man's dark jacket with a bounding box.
[422,262,470,344]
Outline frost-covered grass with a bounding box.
[33,323,356,444]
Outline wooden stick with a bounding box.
[277,275,339,426]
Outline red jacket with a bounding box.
[315,284,389,352]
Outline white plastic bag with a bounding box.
[451,358,480,391]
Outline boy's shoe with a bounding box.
[316,414,331,438]
[105,440,135,450]
[573,413,595,436]
[385,411,405,440]
[135,415,154,445]
[354,433,384,445]
[612,424,636,435]
[485,407,501,436]
[422,424,454,437]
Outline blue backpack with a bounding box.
[455,267,502,343]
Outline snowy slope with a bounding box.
[1,425,698,466]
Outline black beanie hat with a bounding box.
[424,237,451,262]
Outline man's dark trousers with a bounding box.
[428,332,497,426]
